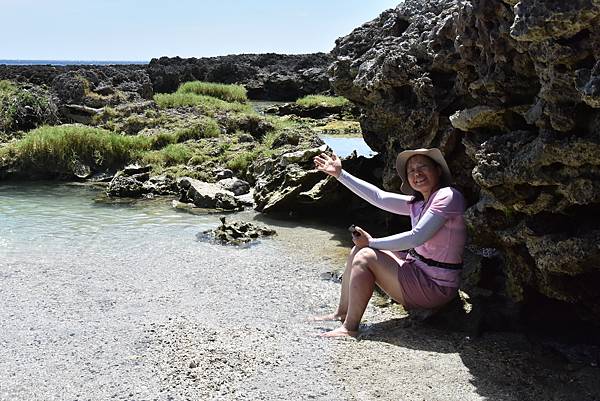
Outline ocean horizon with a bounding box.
[0,59,148,66]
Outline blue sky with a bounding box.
[1,0,400,61]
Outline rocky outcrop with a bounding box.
[147,53,333,100]
[217,177,250,196]
[251,144,396,232]
[1,54,334,106]
[0,65,152,123]
[0,64,147,88]
[178,177,243,211]
[0,83,60,136]
[51,68,152,113]
[252,145,337,213]
[199,216,276,246]
[263,102,359,119]
[330,0,600,326]
[106,165,178,198]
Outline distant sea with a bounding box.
[0,60,148,66]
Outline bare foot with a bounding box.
[318,326,358,338]
[308,313,346,322]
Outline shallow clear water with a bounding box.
[0,181,350,264]
[0,183,217,262]
[320,136,377,158]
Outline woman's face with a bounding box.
[406,155,442,196]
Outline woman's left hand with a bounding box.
[352,226,372,248]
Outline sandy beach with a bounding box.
[1,187,598,401]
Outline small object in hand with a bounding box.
[348,224,361,236]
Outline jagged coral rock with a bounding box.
[330,0,600,323]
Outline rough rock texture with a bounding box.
[251,144,398,234]
[330,0,600,325]
[252,145,332,213]
[51,68,153,112]
[263,102,359,119]
[0,65,152,124]
[1,54,333,110]
[218,177,251,196]
[0,64,147,87]
[107,165,178,198]
[178,177,243,211]
[147,53,334,100]
[199,216,276,246]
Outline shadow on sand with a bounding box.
[356,317,600,401]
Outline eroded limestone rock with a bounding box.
[107,165,178,198]
[200,216,276,246]
[178,177,243,211]
[330,0,600,324]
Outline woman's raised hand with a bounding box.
[313,152,342,178]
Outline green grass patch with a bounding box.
[313,120,362,136]
[225,148,263,172]
[296,95,350,108]
[0,80,17,93]
[149,132,178,149]
[140,143,194,166]
[174,117,220,141]
[262,130,281,148]
[148,117,221,149]
[7,125,151,172]
[177,81,247,103]
[153,93,253,114]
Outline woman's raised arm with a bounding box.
[314,152,412,215]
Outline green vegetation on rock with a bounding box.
[177,81,247,103]
[225,147,265,172]
[140,143,194,166]
[3,124,151,174]
[0,80,17,93]
[296,95,350,108]
[153,81,251,116]
[148,117,221,149]
[0,76,339,183]
[312,120,362,136]
[0,80,59,136]
[153,93,253,114]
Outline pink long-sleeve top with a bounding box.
[337,170,467,287]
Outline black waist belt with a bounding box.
[408,248,463,270]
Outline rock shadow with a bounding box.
[357,318,600,401]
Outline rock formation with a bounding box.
[178,177,244,211]
[330,0,600,326]
[1,53,334,112]
[146,53,333,99]
[106,164,178,197]
[199,216,276,246]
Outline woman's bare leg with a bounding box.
[321,248,405,337]
[312,246,361,321]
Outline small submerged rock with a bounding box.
[199,217,276,246]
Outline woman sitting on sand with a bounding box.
[313,148,466,338]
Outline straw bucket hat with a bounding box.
[395,148,452,195]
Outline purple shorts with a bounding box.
[384,251,458,310]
